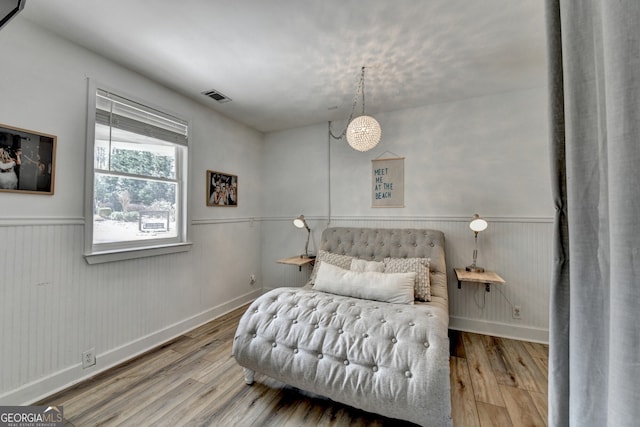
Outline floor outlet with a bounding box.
[82,348,96,368]
[512,306,522,319]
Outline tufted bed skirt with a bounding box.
[233,227,452,426]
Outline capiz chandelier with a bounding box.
[330,66,381,152]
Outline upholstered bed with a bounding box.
[233,227,452,426]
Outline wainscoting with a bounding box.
[262,216,552,344]
[1,215,551,405]
[0,217,262,405]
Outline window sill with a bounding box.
[84,242,193,264]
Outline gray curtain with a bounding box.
[546,1,640,426]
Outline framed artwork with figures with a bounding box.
[0,123,56,195]
[206,170,237,207]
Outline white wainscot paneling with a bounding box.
[260,218,319,290]
[0,219,261,405]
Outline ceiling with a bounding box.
[21,0,547,134]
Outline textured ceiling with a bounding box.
[22,0,547,133]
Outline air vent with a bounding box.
[201,89,232,103]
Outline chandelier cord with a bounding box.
[328,66,366,140]
[361,66,366,116]
[327,121,332,227]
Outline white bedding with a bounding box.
[233,227,452,426]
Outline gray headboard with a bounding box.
[319,227,446,277]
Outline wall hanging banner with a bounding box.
[371,157,404,208]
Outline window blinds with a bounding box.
[95,89,188,146]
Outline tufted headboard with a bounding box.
[319,227,446,276]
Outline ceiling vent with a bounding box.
[1,0,26,30]
[202,89,232,103]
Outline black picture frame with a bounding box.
[206,170,237,206]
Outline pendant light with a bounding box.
[330,67,381,152]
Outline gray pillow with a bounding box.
[384,257,431,301]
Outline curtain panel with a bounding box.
[546,1,640,426]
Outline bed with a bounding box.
[232,227,452,426]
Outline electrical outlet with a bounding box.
[512,306,522,319]
[250,274,256,285]
[82,348,96,369]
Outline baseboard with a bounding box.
[1,289,262,405]
[449,316,548,344]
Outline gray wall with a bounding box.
[0,12,552,405]
[261,88,553,343]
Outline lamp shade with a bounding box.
[293,215,308,230]
[469,214,488,232]
[346,115,381,152]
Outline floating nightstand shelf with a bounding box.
[454,268,505,292]
[277,256,315,271]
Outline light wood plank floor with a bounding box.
[39,305,548,426]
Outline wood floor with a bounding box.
[39,305,548,427]
[449,331,548,427]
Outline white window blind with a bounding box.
[95,89,188,146]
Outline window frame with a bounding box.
[84,79,192,264]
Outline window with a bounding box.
[84,83,191,263]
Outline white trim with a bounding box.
[84,78,98,254]
[84,242,193,264]
[191,217,257,225]
[0,217,256,227]
[260,216,326,223]
[2,288,262,405]
[0,215,554,227]
[261,215,553,224]
[0,217,84,227]
[327,215,554,224]
[449,315,549,344]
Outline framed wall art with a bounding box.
[0,124,56,195]
[206,170,237,206]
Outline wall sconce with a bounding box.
[293,214,311,257]
[466,214,488,272]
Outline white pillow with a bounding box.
[350,258,385,272]
[313,262,415,304]
[307,250,354,285]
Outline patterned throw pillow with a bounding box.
[308,250,354,285]
[383,257,431,301]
